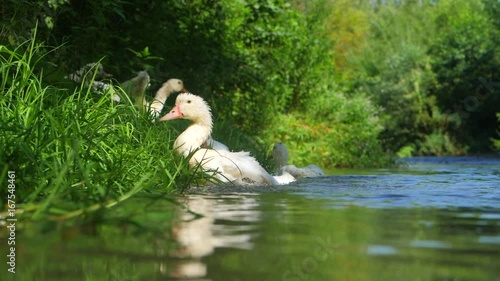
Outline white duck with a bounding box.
[149,78,187,117]
[159,93,278,185]
[150,79,228,150]
[271,142,325,178]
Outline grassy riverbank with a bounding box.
[0,41,208,220]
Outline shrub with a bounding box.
[265,88,391,169]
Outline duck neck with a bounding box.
[154,82,174,104]
[175,114,213,157]
[150,83,175,116]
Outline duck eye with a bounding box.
[187,100,191,104]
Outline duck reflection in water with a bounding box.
[156,194,261,279]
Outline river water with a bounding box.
[3,157,500,280]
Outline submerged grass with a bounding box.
[0,39,211,222]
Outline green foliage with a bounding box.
[0,41,207,219]
[345,0,499,155]
[428,0,499,152]
[266,90,392,169]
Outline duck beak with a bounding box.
[181,87,188,93]
[159,104,183,122]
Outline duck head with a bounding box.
[163,78,188,93]
[159,93,212,126]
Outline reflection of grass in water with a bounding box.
[0,37,217,222]
[10,195,182,280]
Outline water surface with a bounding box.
[2,157,499,280]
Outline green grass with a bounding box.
[0,39,212,221]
